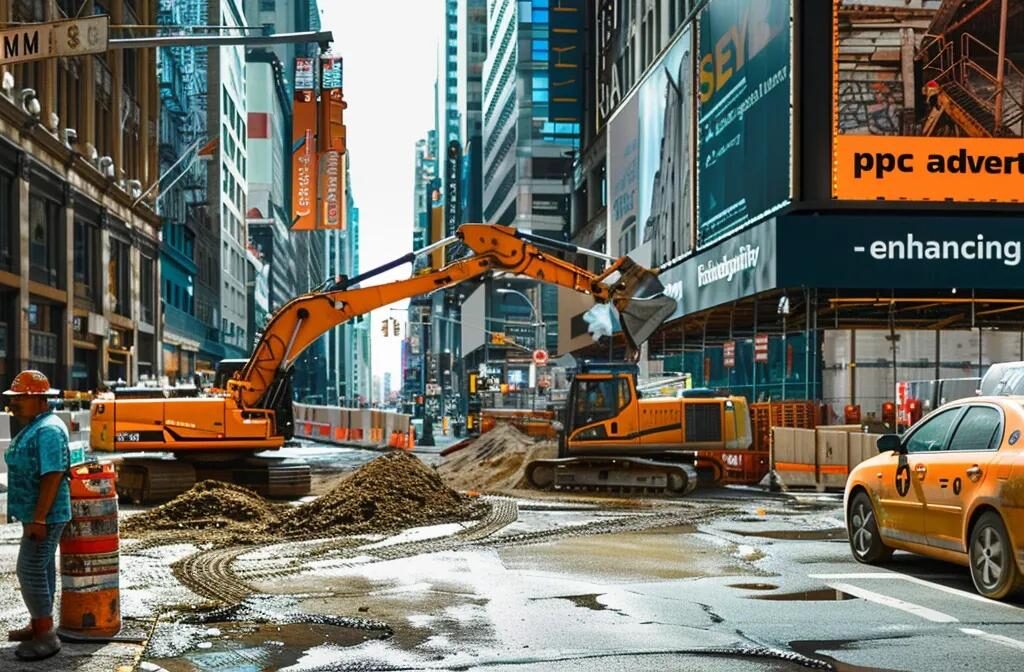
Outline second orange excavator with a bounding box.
[91,223,677,502]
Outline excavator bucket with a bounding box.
[615,261,678,351]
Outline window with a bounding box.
[259,0,275,9]
[29,195,62,288]
[949,406,1002,452]
[573,379,618,428]
[139,255,155,325]
[0,172,15,271]
[532,9,549,23]
[110,238,131,318]
[906,409,959,453]
[73,219,99,304]
[95,56,113,158]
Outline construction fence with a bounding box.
[292,404,414,450]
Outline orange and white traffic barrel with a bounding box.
[58,462,121,638]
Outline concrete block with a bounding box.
[817,430,850,490]
[772,427,818,488]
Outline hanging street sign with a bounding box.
[1,16,109,67]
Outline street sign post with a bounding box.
[0,16,109,67]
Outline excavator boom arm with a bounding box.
[231,223,668,410]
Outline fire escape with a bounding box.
[917,0,1024,137]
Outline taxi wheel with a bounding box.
[969,512,1024,600]
[848,491,892,564]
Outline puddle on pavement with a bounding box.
[151,621,388,672]
[751,588,856,601]
[725,528,846,541]
[727,582,778,591]
[532,593,617,613]
[500,525,752,581]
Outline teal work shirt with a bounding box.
[4,411,72,525]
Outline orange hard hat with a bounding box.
[3,370,58,396]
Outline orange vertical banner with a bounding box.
[319,56,347,230]
[291,57,318,231]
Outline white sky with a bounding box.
[320,1,443,400]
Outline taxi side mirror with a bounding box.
[877,434,904,454]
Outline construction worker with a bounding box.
[3,370,69,661]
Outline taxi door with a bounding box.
[878,406,962,546]
[920,404,1003,553]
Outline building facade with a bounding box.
[0,0,162,391]
[158,0,211,384]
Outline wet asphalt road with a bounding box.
[2,438,1024,671]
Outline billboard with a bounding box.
[696,0,791,247]
[319,56,348,155]
[659,218,778,319]
[779,215,1024,290]
[833,1,1024,202]
[290,58,317,231]
[607,27,693,267]
[319,150,344,230]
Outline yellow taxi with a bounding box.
[845,396,1024,599]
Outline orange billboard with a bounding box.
[319,56,348,154]
[835,136,1024,203]
[291,57,318,231]
[832,1,1024,202]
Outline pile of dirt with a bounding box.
[124,453,480,544]
[438,423,557,493]
[122,480,283,534]
[277,451,477,537]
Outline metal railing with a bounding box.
[921,32,1024,136]
[960,33,1024,135]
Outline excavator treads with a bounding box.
[115,459,197,505]
[525,456,698,497]
[116,457,311,503]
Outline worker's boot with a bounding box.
[6,622,33,641]
[13,617,61,661]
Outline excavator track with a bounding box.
[115,456,311,504]
[524,457,699,497]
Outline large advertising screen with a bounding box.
[833,1,1024,202]
[607,27,694,267]
[696,0,791,248]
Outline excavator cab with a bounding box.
[565,363,641,453]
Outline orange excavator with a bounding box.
[90,223,677,502]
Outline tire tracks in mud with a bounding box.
[167,495,741,606]
[169,496,521,605]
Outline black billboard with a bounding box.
[779,215,1024,290]
[697,0,792,248]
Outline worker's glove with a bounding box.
[583,304,615,341]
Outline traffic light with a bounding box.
[391,318,400,337]
[381,319,389,337]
